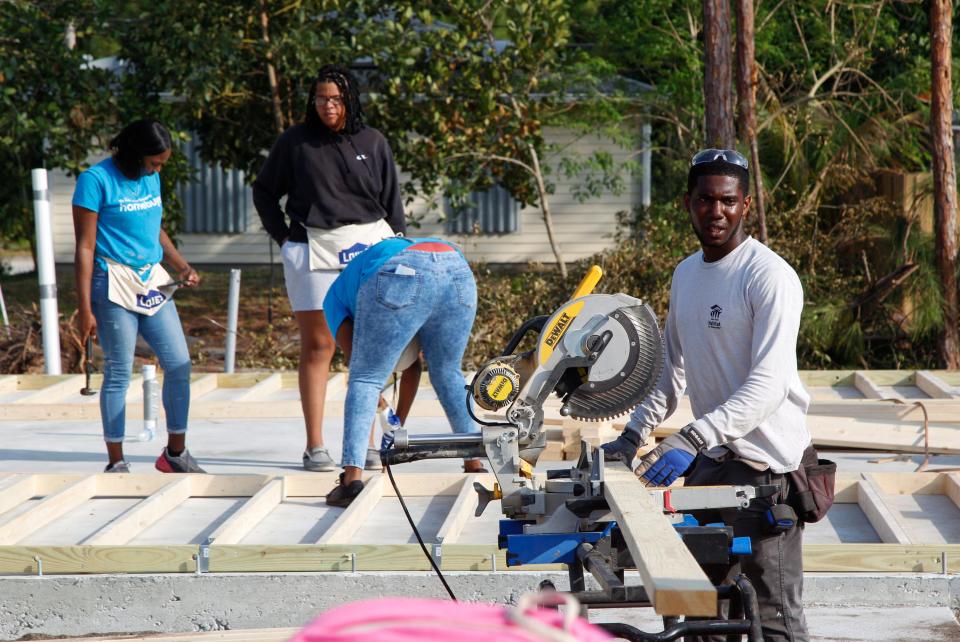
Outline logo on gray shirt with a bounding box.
[709,304,722,329]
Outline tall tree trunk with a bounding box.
[527,142,568,279]
[734,0,767,243]
[930,0,959,368]
[259,0,285,136]
[702,0,735,149]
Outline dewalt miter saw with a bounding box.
[381,267,769,640]
[383,265,665,519]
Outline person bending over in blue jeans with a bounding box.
[72,119,205,474]
[323,237,485,506]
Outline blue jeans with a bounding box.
[91,268,192,442]
[342,249,478,468]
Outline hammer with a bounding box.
[80,336,97,396]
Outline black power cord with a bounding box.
[383,460,459,601]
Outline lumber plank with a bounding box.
[209,544,561,573]
[865,472,944,495]
[316,475,385,544]
[232,373,283,402]
[853,371,900,400]
[435,475,479,545]
[0,375,20,394]
[0,545,197,574]
[283,472,482,498]
[603,471,716,616]
[803,544,960,573]
[13,375,85,404]
[943,473,960,511]
[3,542,960,575]
[0,476,98,544]
[0,475,36,516]
[208,478,284,544]
[83,477,195,545]
[915,370,959,399]
[190,373,220,400]
[857,477,912,544]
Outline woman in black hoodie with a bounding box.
[253,65,406,472]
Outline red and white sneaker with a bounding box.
[155,448,206,473]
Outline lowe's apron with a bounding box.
[305,219,395,271]
[104,258,178,316]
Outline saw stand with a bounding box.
[499,445,772,642]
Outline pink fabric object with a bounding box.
[288,596,613,642]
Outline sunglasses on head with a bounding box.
[691,148,749,170]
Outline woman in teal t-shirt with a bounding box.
[72,119,204,474]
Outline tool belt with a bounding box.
[305,218,394,271]
[787,444,836,523]
[104,257,177,316]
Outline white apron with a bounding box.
[104,258,178,316]
[305,218,395,271]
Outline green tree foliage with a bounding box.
[109,0,370,177]
[0,1,118,253]
[364,0,643,276]
[572,0,953,368]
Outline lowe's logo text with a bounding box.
[339,242,370,265]
[137,290,167,310]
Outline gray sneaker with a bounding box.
[156,448,206,473]
[104,460,130,473]
[303,446,336,472]
[365,448,383,471]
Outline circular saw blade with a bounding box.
[563,303,664,421]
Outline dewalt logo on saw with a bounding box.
[538,301,584,365]
[488,375,514,401]
[545,314,572,346]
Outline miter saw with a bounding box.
[381,266,768,641]
[384,265,664,510]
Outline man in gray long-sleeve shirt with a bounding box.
[602,149,811,641]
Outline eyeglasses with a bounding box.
[691,148,749,170]
[315,95,344,107]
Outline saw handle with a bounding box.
[570,265,603,300]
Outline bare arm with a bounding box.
[395,357,422,424]
[72,205,99,340]
[159,229,199,287]
[335,318,421,425]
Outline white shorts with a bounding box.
[281,241,339,312]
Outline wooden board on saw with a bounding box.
[1,470,960,579]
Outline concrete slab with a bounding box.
[1,572,957,640]
[3,413,959,476]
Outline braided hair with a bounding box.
[304,65,364,136]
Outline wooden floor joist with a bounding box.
[1,471,960,577]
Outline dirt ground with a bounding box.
[0,265,338,374]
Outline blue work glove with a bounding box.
[633,425,707,486]
[600,429,643,462]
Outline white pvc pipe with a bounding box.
[0,281,9,332]
[32,168,61,374]
[224,268,241,373]
[641,123,652,208]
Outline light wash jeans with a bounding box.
[91,267,192,442]
[342,249,478,468]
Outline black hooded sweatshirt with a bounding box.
[252,124,406,246]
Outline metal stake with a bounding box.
[34,555,42,577]
[351,552,357,573]
[224,268,241,373]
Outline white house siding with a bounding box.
[50,128,640,266]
